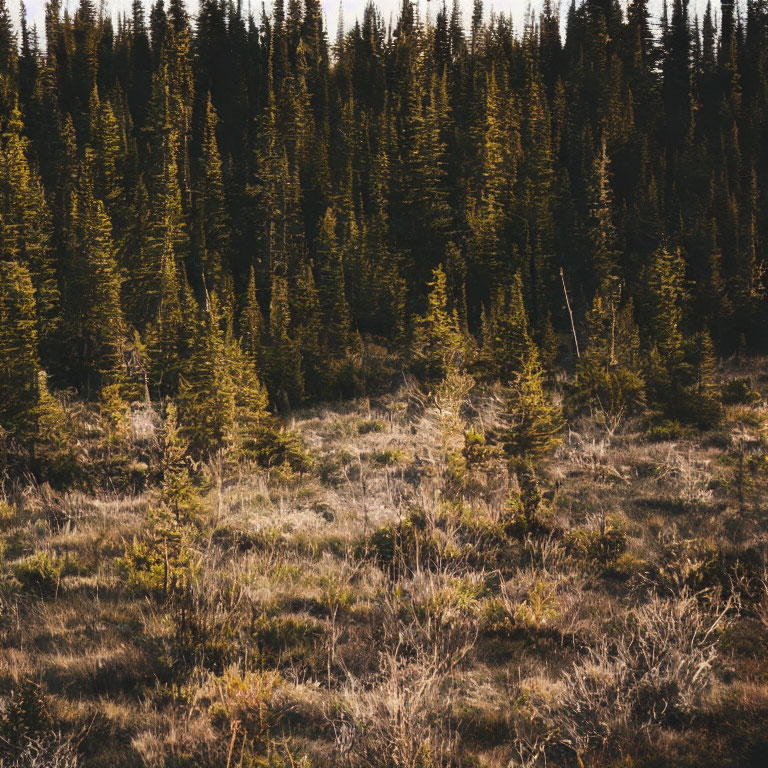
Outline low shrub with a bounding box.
[246,424,314,476]
[512,579,559,633]
[479,598,515,636]
[14,552,61,596]
[564,514,628,567]
[604,551,647,580]
[252,614,324,666]
[205,668,288,746]
[0,681,78,768]
[357,419,386,435]
[368,448,404,466]
[117,522,196,598]
[645,418,688,442]
[561,591,727,752]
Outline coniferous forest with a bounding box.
[0,0,766,424]
[3,0,768,766]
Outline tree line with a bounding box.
[0,0,765,470]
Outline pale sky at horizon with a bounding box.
[17,0,721,45]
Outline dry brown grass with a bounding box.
[1,377,768,767]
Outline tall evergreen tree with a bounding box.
[194,92,229,292]
[0,260,38,433]
[64,153,125,387]
[0,104,59,347]
[315,206,355,354]
[586,138,621,288]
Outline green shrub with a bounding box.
[117,521,195,598]
[564,515,628,566]
[14,552,61,596]
[644,417,688,442]
[727,405,768,430]
[421,576,489,617]
[514,579,559,632]
[316,450,355,485]
[368,448,403,466]
[247,424,314,475]
[366,522,403,567]
[462,428,498,467]
[0,499,15,526]
[364,504,511,576]
[357,419,386,435]
[571,356,645,421]
[252,614,323,665]
[59,552,90,577]
[480,598,514,636]
[365,509,432,575]
[603,551,647,580]
[206,669,286,742]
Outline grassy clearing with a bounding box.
[2,366,768,767]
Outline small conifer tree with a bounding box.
[574,282,645,425]
[31,370,72,475]
[411,264,468,379]
[479,271,537,380]
[265,273,304,410]
[499,353,565,469]
[99,376,129,452]
[179,294,268,459]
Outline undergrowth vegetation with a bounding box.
[2,360,768,767]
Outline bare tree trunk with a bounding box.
[560,268,580,359]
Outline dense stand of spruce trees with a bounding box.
[0,0,766,466]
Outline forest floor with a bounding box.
[2,363,768,767]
